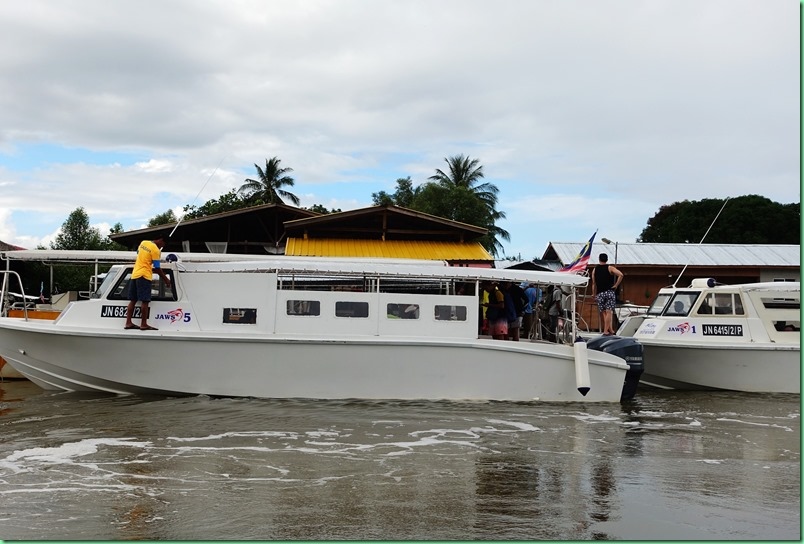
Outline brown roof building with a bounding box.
[110,204,493,265]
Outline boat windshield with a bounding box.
[90,271,117,299]
[663,292,700,317]
[646,294,671,315]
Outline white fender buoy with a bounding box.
[574,340,591,396]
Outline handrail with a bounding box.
[0,270,30,320]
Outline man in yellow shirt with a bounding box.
[124,237,172,330]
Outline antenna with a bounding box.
[672,197,730,288]
[168,155,228,239]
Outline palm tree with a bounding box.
[428,154,499,210]
[239,157,300,206]
[427,154,509,256]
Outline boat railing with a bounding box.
[0,270,30,320]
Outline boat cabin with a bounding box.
[639,278,800,343]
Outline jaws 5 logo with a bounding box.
[155,308,191,323]
[666,322,696,334]
[101,305,191,323]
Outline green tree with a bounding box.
[372,177,416,208]
[148,209,178,227]
[51,207,106,250]
[45,208,121,292]
[412,155,510,256]
[239,157,300,206]
[639,195,800,244]
[182,189,251,219]
[302,204,341,214]
[428,154,499,212]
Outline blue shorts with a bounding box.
[128,277,153,302]
[596,289,616,311]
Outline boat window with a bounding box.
[335,301,369,318]
[275,274,461,295]
[713,293,735,315]
[223,308,257,324]
[286,300,321,316]
[774,320,801,332]
[107,268,176,301]
[387,303,419,319]
[647,294,671,315]
[664,292,699,317]
[761,297,800,310]
[696,293,715,315]
[434,305,467,321]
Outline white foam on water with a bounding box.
[9,415,68,425]
[484,419,542,431]
[410,428,481,439]
[167,431,300,441]
[572,413,622,423]
[716,418,794,432]
[0,438,151,474]
[306,431,340,438]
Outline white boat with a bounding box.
[0,250,641,402]
[617,278,800,393]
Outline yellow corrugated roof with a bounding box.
[285,238,493,261]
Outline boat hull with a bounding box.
[0,320,629,402]
[0,355,25,379]
[638,342,799,393]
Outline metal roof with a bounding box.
[283,204,486,240]
[547,242,800,267]
[286,238,493,261]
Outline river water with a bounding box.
[0,379,799,541]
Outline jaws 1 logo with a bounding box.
[155,308,191,324]
[666,322,696,334]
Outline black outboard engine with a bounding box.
[585,335,644,401]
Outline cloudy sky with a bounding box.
[0,0,798,259]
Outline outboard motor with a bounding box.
[585,335,644,401]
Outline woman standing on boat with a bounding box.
[481,281,508,340]
[591,253,623,336]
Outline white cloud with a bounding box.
[0,0,797,254]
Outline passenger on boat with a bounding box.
[503,281,527,341]
[547,285,568,343]
[124,237,171,331]
[591,253,623,336]
[522,283,541,341]
[481,281,508,340]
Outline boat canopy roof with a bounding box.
[1,249,331,264]
[179,259,590,287]
[1,249,589,287]
[666,278,800,294]
[1,250,442,267]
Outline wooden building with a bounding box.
[110,204,493,265]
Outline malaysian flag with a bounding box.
[559,231,596,274]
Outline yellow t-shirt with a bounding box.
[131,240,161,280]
